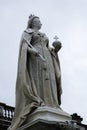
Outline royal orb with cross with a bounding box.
[52,35,62,52]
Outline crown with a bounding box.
[29,14,35,20]
[29,14,38,21]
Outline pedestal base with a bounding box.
[17,120,71,130]
[24,106,72,123]
[17,119,84,130]
[17,106,84,130]
[17,106,73,130]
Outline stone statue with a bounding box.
[8,14,62,130]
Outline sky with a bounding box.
[0,0,87,124]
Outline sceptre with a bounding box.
[24,38,46,62]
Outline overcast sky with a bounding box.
[0,0,87,124]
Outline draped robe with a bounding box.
[8,28,62,130]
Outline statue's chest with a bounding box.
[31,32,48,46]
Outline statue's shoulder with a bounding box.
[24,28,34,34]
[21,28,34,41]
[22,28,34,39]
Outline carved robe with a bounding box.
[8,29,62,130]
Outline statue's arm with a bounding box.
[27,46,39,55]
[22,30,39,56]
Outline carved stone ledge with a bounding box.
[17,106,85,130]
[17,119,85,130]
[23,106,72,124]
[17,106,70,130]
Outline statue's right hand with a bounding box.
[32,49,39,56]
[27,47,39,56]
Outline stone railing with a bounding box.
[0,102,15,121]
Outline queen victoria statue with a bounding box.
[8,15,71,130]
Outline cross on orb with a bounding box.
[54,35,59,41]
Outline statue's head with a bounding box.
[27,14,42,30]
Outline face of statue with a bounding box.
[32,17,42,30]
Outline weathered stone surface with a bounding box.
[22,106,71,125]
[8,14,63,130]
[17,106,72,130]
[17,119,85,130]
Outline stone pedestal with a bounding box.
[24,106,71,123]
[17,119,85,130]
[17,107,85,130]
[17,106,74,130]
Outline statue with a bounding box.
[8,15,62,130]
